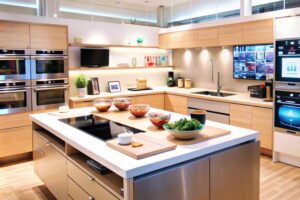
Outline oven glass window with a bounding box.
[0,92,26,109]
[0,60,26,75]
[37,89,65,105]
[36,60,64,74]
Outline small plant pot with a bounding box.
[78,88,87,97]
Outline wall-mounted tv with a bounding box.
[81,48,109,67]
[233,44,274,80]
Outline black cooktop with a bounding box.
[59,114,144,141]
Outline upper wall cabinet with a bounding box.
[217,23,243,46]
[30,24,68,50]
[181,29,199,48]
[242,19,274,44]
[198,27,218,47]
[159,32,181,49]
[0,21,30,49]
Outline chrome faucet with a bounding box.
[216,71,225,96]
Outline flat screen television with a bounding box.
[233,44,274,80]
[80,49,109,67]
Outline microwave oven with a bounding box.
[275,39,300,83]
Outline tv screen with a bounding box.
[233,44,274,80]
[81,49,109,67]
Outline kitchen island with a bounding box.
[30,107,260,200]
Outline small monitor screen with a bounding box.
[233,44,274,80]
[81,49,109,67]
[281,57,300,78]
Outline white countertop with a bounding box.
[30,107,259,179]
[70,86,273,108]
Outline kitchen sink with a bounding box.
[191,91,236,97]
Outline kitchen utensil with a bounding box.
[94,99,112,112]
[113,98,131,111]
[130,104,150,118]
[190,110,207,125]
[148,112,171,129]
[117,133,133,145]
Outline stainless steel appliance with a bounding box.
[0,80,31,115]
[274,89,300,135]
[30,49,68,80]
[32,79,69,111]
[188,98,230,124]
[275,39,300,83]
[0,49,31,80]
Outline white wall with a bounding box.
[275,15,300,39]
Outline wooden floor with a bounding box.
[0,156,299,200]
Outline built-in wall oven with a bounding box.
[32,79,69,111]
[0,49,31,80]
[30,49,68,80]
[275,89,300,135]
[0,80,31,115]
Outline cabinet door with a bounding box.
[198,27,218,47]
[136,94,164,109]
[0,126,32,158]
[243,19,274,44]
[210,142,260,200]
[181,29,199,48]
[30,24,68,50]
[218,23,243,46]
[69,100,93,109]
[230,104,252,129]
[0,112,31,130]
[165,94,188,115]
[159,32,181,49]
[0,21,30,49]
[252,107,273,150]
[38,136,67,200]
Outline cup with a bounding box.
[191,110,207,125]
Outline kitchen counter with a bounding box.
[69,86,273,108]
[30,107,259,179]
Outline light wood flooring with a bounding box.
[0,156,299,200]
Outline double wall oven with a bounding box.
[0,48,69,114]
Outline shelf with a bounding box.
[69,66,174,71]
[70,43,159,49]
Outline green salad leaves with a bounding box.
[164,118,203,131]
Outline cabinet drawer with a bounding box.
[70,101,93,109]
[188,98,229,114]
[68,160,118,200]
[0,112,31,130]
[68,177,91,200]
[0,126,32,157]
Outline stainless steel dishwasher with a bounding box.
[188,97,230,124]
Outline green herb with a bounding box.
[165,118,203,131]
[75,74,88,88]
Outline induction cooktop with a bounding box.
[59,114,145,141]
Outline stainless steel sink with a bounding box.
[191,91,236,97]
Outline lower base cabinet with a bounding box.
[164,94,188,114]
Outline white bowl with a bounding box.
[117,133,133,145]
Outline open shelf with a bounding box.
[69,66,174,71]
[70,43,159,49]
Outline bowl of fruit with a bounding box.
[148,112,171,129]
[113,98,131,111]
[94,99,112,112]
[163,118,204,140]
[129,104,150,118]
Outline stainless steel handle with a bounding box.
[0,90,26,94]
[31,56,67,60]
[34,86,68,91]
[88,196,94,200]
[0,56,30,60]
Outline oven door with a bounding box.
[31,56,68,80]
[32,85,69,111]
[0,87,31,115]
[0,56,31,80]
[275,90,300,135]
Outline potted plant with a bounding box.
[137,38,143,46]
[75,74,88,97]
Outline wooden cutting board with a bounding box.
[167,125,231,145]
[106,133,177,160]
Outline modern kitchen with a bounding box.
[0,0,300,200]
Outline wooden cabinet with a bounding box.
[218,23,243,46]
[230,104,273,153]
[159,32,182,49]
[69,100,93,109]
[243,19,274,44]
[165,94,188,115]
[0,112,31,130]
[210,142,259,200]
[181,29,199,48]
[34,130,67,200]
[134,94,165,109]
[0,21,30,49]
[30,24,68,50]
[68,177,92,200]
[0,126,32,158]
[230,104,252,129]
[198,27,218,47]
